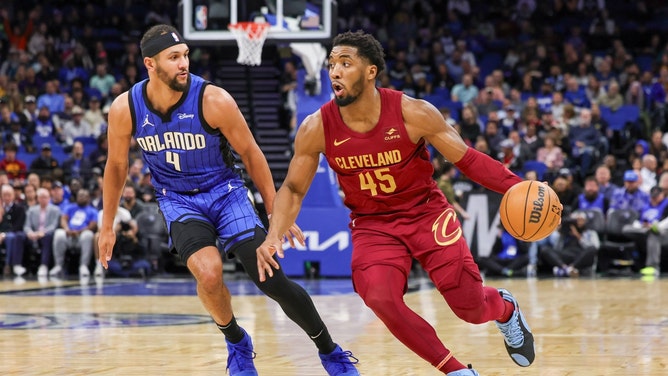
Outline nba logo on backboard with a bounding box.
[195,5,208,30]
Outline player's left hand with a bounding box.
[282,222,305,248]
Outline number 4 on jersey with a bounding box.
[166,151,182,171]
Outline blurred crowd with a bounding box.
[3,0,668,279]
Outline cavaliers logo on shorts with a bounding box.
[432,208,462,246]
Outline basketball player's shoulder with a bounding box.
[300,109,324,132]
[202,84,236,110]
[108,92,131,118]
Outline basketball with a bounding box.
[499,180,562,242]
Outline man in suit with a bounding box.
[2,184,27,277]
[24,187,61,278]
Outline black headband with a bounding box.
[141,30,186,58]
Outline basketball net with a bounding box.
[228,22,270,66]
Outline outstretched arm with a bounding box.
[256,111,325,282]
[403,95,522,194]
[99,92,133,268]
[204,85,305,247]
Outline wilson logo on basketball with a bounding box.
[529,185,546,223]
[432,208,462,246]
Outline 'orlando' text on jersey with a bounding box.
[129,74,240,193]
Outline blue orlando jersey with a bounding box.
[129,74,241,193]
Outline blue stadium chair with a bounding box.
[74,136,98,158]
[432,86,450,99]
[478,53,503,81]
[422,94,447,109]
[521,161,548,181]
[600,105,640,131]
[635,55,654,73]
[17,151,38,167]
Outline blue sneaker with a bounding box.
[225,329,258,376]
[446,364,480,375]
[495,289,535,367]
[319,344,360,376]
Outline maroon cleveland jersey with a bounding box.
[322,88,442,216]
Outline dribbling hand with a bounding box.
[256,222,305,282]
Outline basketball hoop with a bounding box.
[228,22,270,66]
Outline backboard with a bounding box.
[180,0,336,45]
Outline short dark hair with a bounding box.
[332,30,385,77]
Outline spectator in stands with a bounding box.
[84,95,105,134]
[21,95,38,124]
[499,104,520,136]
[29,143,60,178]
[23,187,60,278]
[36,79,65,114]
[649,129,668,167]
[450,73,478,104]
[89,63,116,99]
[477,225,530,278]
[87,133,108,172]
[62,105,94,148]
[521,123,542,159]
[640,154,659,193]
[120,184,146,219]
[540,210,600,277]
[570,108,604,180]
[564,76,590,109]
[33,105,58,140]
[600,155,624,187]
[1,184,27,278]
[49,180,69,212]
[432,63,455,92]
[21,183,37,208]
[0,142,27,186]
[576,176,608,213]
[61,140,93,184]
[552,174,577,216]
[599,80,624,111]
[18,67,43,99]
[609,170,650,213]
[50,188,98,279]
[4,117,33,152]
[622,186,668,278]
[484,120,504,157]
[458,104,482,145]
[536,135,564,176]
[624,80,645,111]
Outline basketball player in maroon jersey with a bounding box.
[257,31,534,375]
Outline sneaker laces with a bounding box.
[498,311,524,348]
[226,342,256,371]
[323,349,359,370]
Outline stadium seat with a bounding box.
[521,161,548,181]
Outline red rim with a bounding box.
[228,22,269,34]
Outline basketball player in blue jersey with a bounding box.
[98,24,359,376]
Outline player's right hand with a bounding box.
[257,235,283,282]
[97,228,117,269]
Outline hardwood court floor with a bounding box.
[1,275,667,375]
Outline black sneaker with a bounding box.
[495,288,535,367]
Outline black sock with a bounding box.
[216,316,245,343]
[310,328,336,354]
